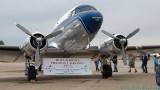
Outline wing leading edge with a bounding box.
[0,45,160,62]
[0,46,99,62]
[126,45,160,55]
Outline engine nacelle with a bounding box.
[100,34,128,55]
[20,33,48,57]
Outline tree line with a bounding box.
[0,40,4,45]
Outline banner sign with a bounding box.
[43,58,92,75]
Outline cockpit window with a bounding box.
[74,6,97,14]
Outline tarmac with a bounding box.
[0,60,159,90]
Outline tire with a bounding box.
[102,64,112,78]
[27,66,37,81]
[156,65,160,86]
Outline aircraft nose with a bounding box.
[78,11,103,33]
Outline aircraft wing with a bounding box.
[0,46,22,62]
[0,46,20,51]
[1,45,160,62]
[126,45,160,55]
[43,46,99,58]
[0,45,99,62]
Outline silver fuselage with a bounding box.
[20,5,103,57]
[49,5,103,51]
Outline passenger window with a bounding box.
[71,10,75,16]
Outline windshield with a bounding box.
[74,5,97,14]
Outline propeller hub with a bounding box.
[36,37,42,42]
[113,35,128,49]
[30,33,47,49]
[120,39,127,44]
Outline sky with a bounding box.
[0,0,160,46]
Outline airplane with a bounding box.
[0,4,103,81]
[1,4,160,82]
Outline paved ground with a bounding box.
[0,61,159,90]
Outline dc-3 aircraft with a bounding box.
[1,4,160,81]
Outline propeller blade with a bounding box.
[16,24,33,37]
[126,28,140,39]
[44,30,62,40]
[121,42,127,65]
[101,30,119,40]
[35,45,40,68]
[121,44,125,59]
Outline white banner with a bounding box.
[43,58,92,75]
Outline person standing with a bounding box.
[112,55,118,72]
[128,54,137,73]
[91,55,99,72]
[155,55,160,86]
[153,55,158,72]
[93,55,100,72]
[142,53,148,73]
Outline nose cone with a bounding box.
[78,11,103,33]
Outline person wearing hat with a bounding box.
[153,55,159,72]
[128,54,137,73]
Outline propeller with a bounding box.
[16,24,36,38]
[101,28,140,64]
[120,39,127,65]
[35,43,40,67]
[43,30,62,40]
[126,28,140,39]
[101,30,119,40]
[16,24,62,68]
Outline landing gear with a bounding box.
[27,66,37,81]
[25,56,38,81]
[102,64,112,78]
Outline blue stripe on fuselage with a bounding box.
[76,11,103,34]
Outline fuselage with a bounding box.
[20,5,103,57]
[49,5,103,51]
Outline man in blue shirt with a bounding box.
[142,53,148,73]
[153,55,158,72]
